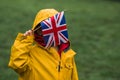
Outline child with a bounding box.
[8,8,79,80]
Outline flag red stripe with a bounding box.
[57,12,61,23]
[59,32,68,41]
[44,20,51,27]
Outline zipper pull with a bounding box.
[58,61,61,72]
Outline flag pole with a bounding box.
[33,26,41,32]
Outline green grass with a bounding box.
[0,0,120,80]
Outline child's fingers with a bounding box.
[24,30,33,36]
[28,30,33,36]
[24,31,28,36]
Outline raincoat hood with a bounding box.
[32,9,58,47]
[32,9,70,56]
[32,9,58,30]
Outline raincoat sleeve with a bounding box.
[8,33,34,74]
[72,58,79,80]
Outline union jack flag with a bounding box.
[40,11,69,48]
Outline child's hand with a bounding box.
[24,30,33,36]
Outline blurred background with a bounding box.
[0,0,120,80]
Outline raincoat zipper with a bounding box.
[58,61,61,72]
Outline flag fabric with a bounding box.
[40,11,69,48]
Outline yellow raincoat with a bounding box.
[8,9,79,80]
